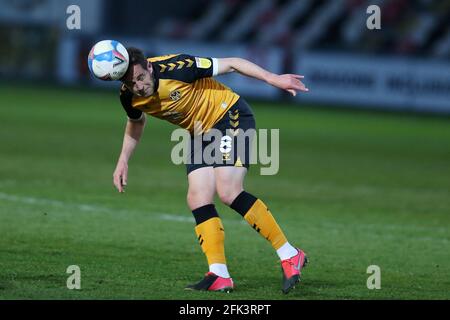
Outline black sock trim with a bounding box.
[192,204,219,225]
[230,191,258,217]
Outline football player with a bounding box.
[113,47,308,293]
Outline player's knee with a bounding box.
[186,191,199,210]
[187,189,213,210]
[217,186,242,206]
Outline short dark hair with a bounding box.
[120,47,147,81]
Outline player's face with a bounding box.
[122,62,154,97]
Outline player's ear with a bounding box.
[147,61,152,72]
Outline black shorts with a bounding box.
[186,98,256,175]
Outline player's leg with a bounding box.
[215,166,307,293]
[215,166,296,255]
[185,166,233,292]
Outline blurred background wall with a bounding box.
[0,0,449,113]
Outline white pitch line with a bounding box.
[158,214,194,223]
[1,192,447,241]
[0,192,244,225]
[0,192,111,213]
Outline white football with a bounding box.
[88,40,129,81]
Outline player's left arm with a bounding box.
[216,57,308,96]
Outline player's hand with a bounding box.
[268,74,309,96]
[113,160,128,193]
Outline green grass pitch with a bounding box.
[0,84,449,300]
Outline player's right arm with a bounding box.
[113,86,146,193]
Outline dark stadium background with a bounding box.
[0,0,449,301]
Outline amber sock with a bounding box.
[230,191,292,252]
[192,204,229,277]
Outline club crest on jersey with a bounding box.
[170,90,181,101]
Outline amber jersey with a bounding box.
[119,54,240,134]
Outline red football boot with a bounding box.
[185,272,234,293]
[281,248,308,294]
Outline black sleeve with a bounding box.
[189,54,215,80]
[119,85,143,120]
[156,54,216,83]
